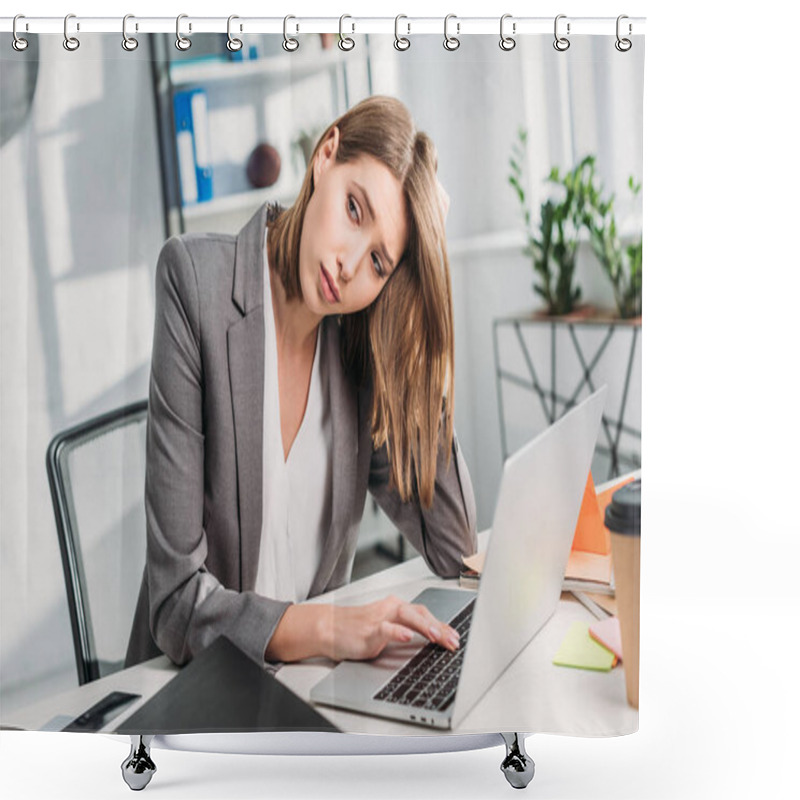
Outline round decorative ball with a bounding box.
[246,143,281,189]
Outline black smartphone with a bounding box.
[62,691,141,733]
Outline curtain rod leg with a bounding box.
[500,732,535,789]
[121,734,156,791]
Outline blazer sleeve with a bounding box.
[145,237,291,667]
[368,421,478,579]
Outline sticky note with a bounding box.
[589,616,623,661]
[553,621,617,671]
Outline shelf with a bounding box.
[180,186,298,221]
[169,47,362,87]
[448,219,642,259]
[448,230,526,258]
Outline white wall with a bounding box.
[0,35,165,709]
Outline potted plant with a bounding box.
[508,129,594,316]
[583,171,643,319]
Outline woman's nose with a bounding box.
[338,242,369,282]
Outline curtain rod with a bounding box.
[1,16,646,36]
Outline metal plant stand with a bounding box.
[493,312,641,479]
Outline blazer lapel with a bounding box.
[228,203,359,597]
[229,203,268,591]
[308,317,359,597]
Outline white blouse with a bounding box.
[254,229,333,603]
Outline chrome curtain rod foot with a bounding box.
[121,735,156,791]
[500,732,535,789]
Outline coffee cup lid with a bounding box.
[604,478,641,535]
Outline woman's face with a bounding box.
[298,127,409,318]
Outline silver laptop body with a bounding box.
[310,386,607,729]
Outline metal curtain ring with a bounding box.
[394,15,410,51]
[226,15,243,52]
[175,14,192,51]
[12,14,29,52]
[553,14,570,52]
[443,14,460,51]
[63,13,80,51]
[499,14,516,51]
[122,14,139,51]
[615,14,632,52]
[283,15,299,52]
[339,15,355,51]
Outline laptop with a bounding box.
[310,386,607,729]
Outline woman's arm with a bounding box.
[368,423,478,577]
[145,236,291,667]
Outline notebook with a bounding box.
[116,635,339,734]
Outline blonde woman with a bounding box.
[126,96,477,670]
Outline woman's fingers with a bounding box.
[327,599,462,662]
[394,602,460,651]
[380,620,415,645]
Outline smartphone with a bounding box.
[62,691,141,732]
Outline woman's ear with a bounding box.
[313,126,340,185]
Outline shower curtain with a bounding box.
[0,19,643,746]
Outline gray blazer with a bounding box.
[125,202,478,670]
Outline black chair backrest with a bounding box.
[46,401,148,685]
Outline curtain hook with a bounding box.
[443,14,460,51]
[175,14,192,51]
[553,14,570,52]
[499,14,516,51]
[226,15,243,52]
[63,13,80,52]
[339,15,355,51]
[394,14,410,51]
[615,15,632,52]
[12,14,29,52]
[122,14,139,51]
[283,15,299,52]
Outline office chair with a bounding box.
[46,400,148,685]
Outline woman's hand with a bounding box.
[321,595,461,662]
[436,179,450,222]
[265,596,461,663]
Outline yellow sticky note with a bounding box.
[553,621,617,671]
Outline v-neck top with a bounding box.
[254,228,333,603]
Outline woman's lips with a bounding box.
[320,264,340,303]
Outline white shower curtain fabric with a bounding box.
[0,29,643,736]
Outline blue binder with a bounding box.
[173,89,213,205]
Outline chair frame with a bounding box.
[45,400,148,685]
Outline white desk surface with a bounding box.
[4,531,637,739]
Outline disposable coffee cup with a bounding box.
[605,478,641,709]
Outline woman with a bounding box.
[125,96,477,670]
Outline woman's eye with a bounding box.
[347,195,359,221]
[372,253,385,278]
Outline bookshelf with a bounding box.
[150,32,374,237]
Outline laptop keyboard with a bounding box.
[372,598,476,713]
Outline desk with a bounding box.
[4,529,637,739]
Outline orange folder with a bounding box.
[571,472,610,555]
[571,472,637,555]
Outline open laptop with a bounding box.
[310,386,607,730]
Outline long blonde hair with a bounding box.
[267,96,454,508]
